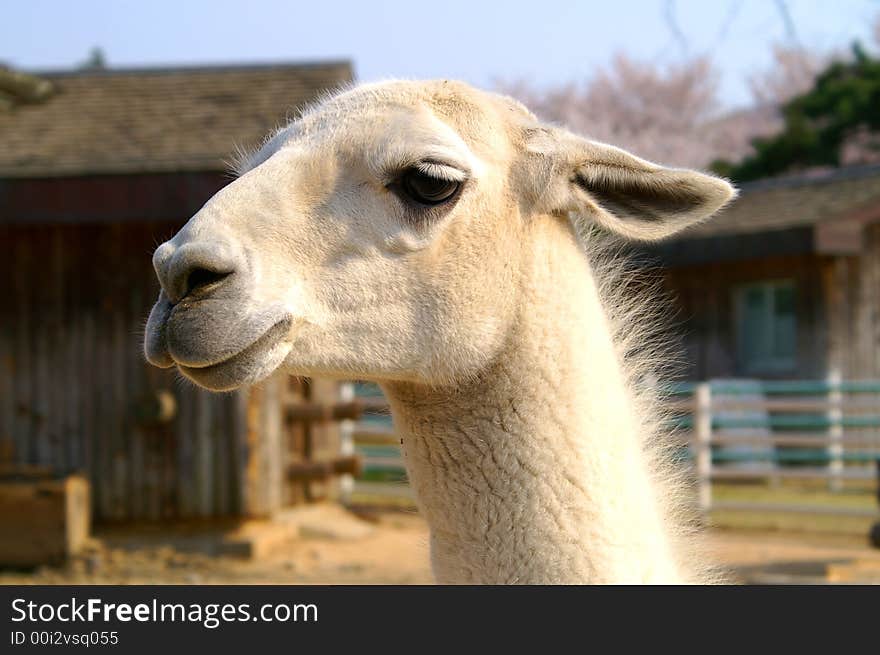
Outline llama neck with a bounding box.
[382,216,685,584]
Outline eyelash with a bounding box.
[386,164,466,211]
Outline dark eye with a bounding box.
[400,169,461,206]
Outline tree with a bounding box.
[715,42,880,182]
[0,67,54,111]
[497,48,823,172]
[78,47,107,71]
[499,55,724,169]
[749,44,827,107]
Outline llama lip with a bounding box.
[163,295,294,368]
[143,295,175,368]
[176,317,294,391]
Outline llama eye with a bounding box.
[399,169,461,206]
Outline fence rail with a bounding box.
[683,378,880,513]
[345,379,880,520]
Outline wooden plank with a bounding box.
[361,456,405,469]
[694,382,712,512]
[142,222,170,520]
[81,300,97,516]
[0,475,90,566]
[283,376,308,506]
[710,467,875,481]
[231,387,250,516]
[638,226,815,267]
[127,224,147,520]
[305,377,342,501]
[0,225,13,464]
[1,220,272,522]
[46,227,62,472]
[175,384,195,519]
[711,501,878,517]
[709,433,880,448]
[353,429,400,446]
[241,375,283,518]
[66,225,82,473]
[843,258,859,378]
[32,227,50,468]
[856,235,874,378]
[359,396,393,411]
[0,172,230,225]
[352,480,414,500]
[702,398,880,412]
[93,226,111,519]
[211,394,229,516]
[264,376,284,515]
[110,225,128,520]
[195,387,214,517]
[11,232,31,467]
[870,225,880,377]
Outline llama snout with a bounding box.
[152,239,244,305]
[145,235,296,391]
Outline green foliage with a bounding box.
[78,47,107,71]
[714,42,880,182]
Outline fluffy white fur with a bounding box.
[144,80,736,584]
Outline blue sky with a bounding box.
[2,0,878,108]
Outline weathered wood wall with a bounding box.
[0,166,351,524]
[826,223,880,379]
[662,254,828,380]
[0,221,298,522]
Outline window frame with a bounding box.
[733,278,798,375]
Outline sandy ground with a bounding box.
[707,528,880,583]
[2,506,879,585]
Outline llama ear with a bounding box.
[526,128,737,241]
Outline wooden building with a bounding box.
[0,62,353,522]
[640,164,880,381]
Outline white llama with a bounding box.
[144,80,736,584]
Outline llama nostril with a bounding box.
[184,268,232,298]
[160,241,242,303]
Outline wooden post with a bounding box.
[303,378,343,501]
[827,369,843,492]
[241,374,284,518]
[338,382,356,504]
[694,382,712,514]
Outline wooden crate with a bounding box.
[0,472,90,567]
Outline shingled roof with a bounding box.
[637,164,880,266]
[680,163,880,239]
[0,61,353,178]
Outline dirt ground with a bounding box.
[2,505,879,585]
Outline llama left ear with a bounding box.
[526,127,737,241]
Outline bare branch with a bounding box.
[773,0,800,46]
[713,0,743,45]
[663,0,689,57]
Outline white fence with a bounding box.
[682,379,880,517]
[345,380,880,518]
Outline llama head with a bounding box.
[144,80,735,391]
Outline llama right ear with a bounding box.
[524,127,737,241]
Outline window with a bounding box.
[734,280,797,374]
